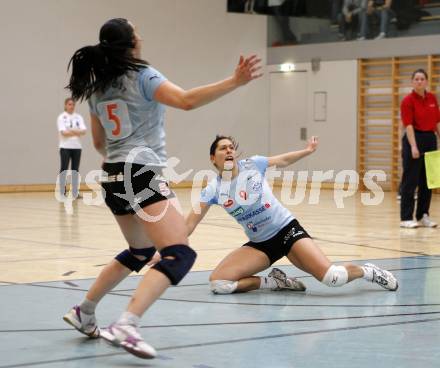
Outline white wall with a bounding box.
[307,60,358,173]
[0,0,268,185]
[3,1,418,187]
[268,34,440,64]
[268,60,358,174]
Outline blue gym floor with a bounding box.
[1,256,440,368]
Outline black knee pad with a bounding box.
[115,247,156,273]
[152,244,197,285]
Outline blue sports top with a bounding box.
[200,156,295,242]
[88,66,168,166]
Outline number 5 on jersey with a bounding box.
[97,99,132,140]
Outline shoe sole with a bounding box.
[101,329,156,359]
[288,281,306,291]
[100,329,121,346]
[121,343,156,359]
[400,223,419,228]
[364,264,398,292]
[272,278,306,292]
[63,315,100,339]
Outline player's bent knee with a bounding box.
[152,244,197,285]
[321,265,348,287]
[210,280,238,294]
[115,246,156,272]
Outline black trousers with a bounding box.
[59,148,82,196]
[272,5,297,43]
[400,131,437,221]
[338,13,360,40]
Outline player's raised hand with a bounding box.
[306,136,319,153]
[233,54,263,86]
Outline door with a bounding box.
[269,70,309,173]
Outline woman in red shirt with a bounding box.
[400,69,440,228]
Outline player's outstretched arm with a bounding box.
[185,202,211,236]
[268,136,318,168]
[153,55,263,111]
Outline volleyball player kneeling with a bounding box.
[186,135,398,296]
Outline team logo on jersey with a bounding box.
[239,190,248,200]
[237,204,268,222]
[247,222,258,232]
[250,181,262,192]
[264,202,271,209]
[230,207,244,217]
[243,159,253,169]
[252,216,271,229]
[223,199,234,208]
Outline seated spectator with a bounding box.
[331,0,344,24]
[244,0,256,13]
[359,0,393,40]
[392,0,429,30]
[269,0,298,45]
[338,0,366,40]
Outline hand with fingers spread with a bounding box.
[233,54,263,86]
[306,136,319,153]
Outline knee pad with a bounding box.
[210,280,238,294]
[115,246,156,273]
[321,265,348,287]
[152,244,197,285]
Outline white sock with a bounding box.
[361,266,373,281]
[259,276,278,289]
[118,311,140,327]
[79,298,97,314]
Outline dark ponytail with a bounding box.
[66,18,149,101]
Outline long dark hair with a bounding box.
[66,18,149,101]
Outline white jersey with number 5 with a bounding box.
[88,66,168,166]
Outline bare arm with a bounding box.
[267,136,318,168]
[436,122,440,139]
[90,113,107,157]
[60,130,77,137]
[153,55,262,111]
[62,129,86,137]
[75,129,87,136]
[405,125,420,159]
[185,202,211,236]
